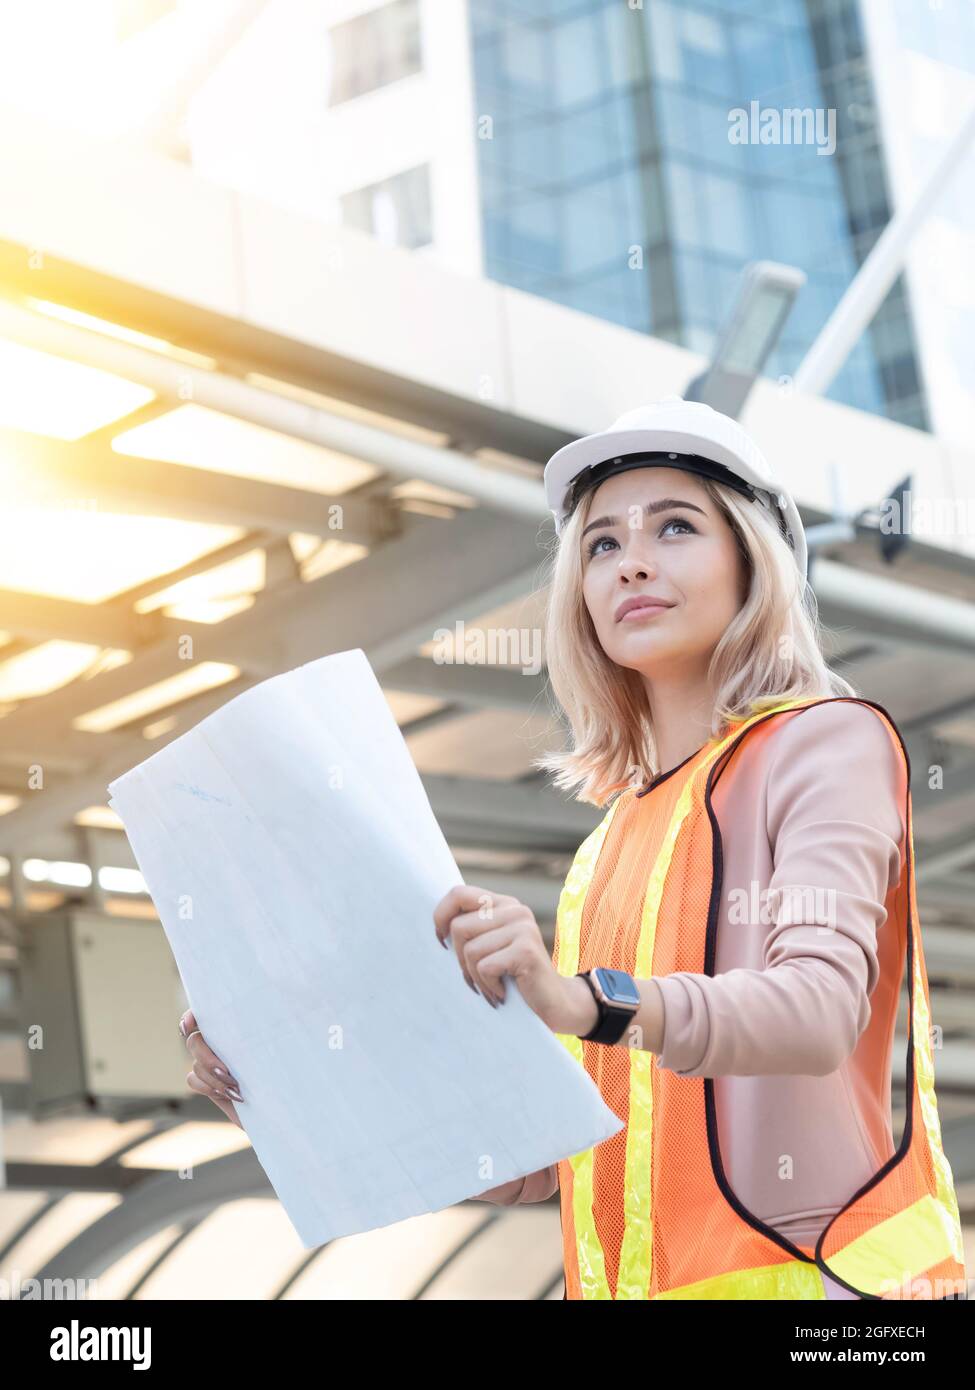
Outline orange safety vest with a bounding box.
[552,696,967,1300]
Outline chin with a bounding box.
[607,638,674,669]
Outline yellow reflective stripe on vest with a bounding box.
[827,1194,963,1297]
[653,1259,827,1300]
[909,907,965,1268]
[554,794,625,1300]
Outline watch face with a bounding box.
[594,967,640,1007]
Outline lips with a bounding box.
[615,596,675,623]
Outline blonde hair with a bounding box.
[533,472,857,807]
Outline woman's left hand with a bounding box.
[433,884,595,1035]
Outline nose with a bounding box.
[617,549,657,583]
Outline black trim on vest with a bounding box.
[700,696,925,1301]
[558,1176,567,1300]
[635,742,707,798]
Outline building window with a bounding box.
[326,0,422,106]
[342,164,432,249]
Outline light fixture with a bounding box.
[73,662,240,733]
[23,860,93,888]
[0,642,103,702]
[684,260,806,418]
[0,503,244,605]
[113,404,381,495]
[98,866,147,894]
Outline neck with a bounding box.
[641,669,717,776]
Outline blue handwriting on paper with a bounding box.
[173,781,233,807]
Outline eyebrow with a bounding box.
[581,498,708,539]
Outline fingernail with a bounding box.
[178,1018,186,1037]
[227,1090,244,1103]
[467,979,478,994]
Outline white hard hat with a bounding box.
[543,397,807,583]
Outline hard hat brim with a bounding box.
[544,425,807,582]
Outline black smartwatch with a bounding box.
[575,968,640,1044]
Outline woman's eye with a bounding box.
[586,534,617,558]
[585,515,695,559]
[661,516,696,537]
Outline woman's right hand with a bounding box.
[179,1009,244,1129]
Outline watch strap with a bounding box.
[576,969,636,1045]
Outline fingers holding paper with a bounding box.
[433,884,569,1029]
[179,1008,245,1125]
[186,1069,244,1129]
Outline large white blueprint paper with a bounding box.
[107,648,622,1247]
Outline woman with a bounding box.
[180,399,966,1301]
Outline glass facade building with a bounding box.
[469,0,930,429]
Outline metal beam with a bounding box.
[916,840,975,885]
[432,869,569,924]
[382,655,545,711]
[916,873,975,913]
[426,774,603,853]
[814,557,975,658]
[0,587,153,651]
[912,752,975,815]
[0,424,394,545]
[0,298,547,521]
